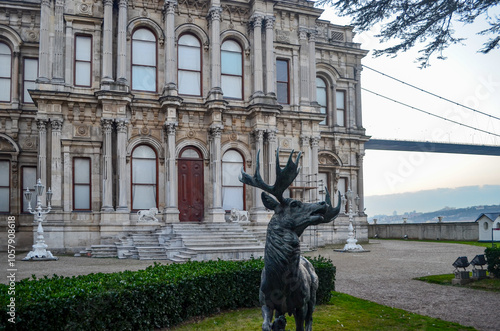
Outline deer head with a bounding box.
[239,149,341,234]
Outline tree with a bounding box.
[315,0,500,67]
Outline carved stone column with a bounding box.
[117,0,128,85]
[355,66,363,129]
[309,29,317,104]
[102,0,114,82]
[251,14,264,97]
[298,28,310,104]
[310,136,320,202]
[164,121,179,221]
[116,119,129,212]
[207,6,223,99]
[357,152,365,215]
[64,19,74,84]
[208,124,225,222]
[265,129,277,185]
[38,0,51,82]
[265,16,276,96]
[11,52,19,107]
[50,119,63,210]
[299,135,311,200]
[101,119,114,211]
[163,1,178,94]
[37,119,48,200]
[53,0,65,83]
[250,129,266,220]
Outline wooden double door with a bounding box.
[178,147,204,222]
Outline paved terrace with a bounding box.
[2,240,498,331]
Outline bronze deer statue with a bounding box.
[240,149,341,331]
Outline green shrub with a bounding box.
[485,247,500,278]
[0,257,335,330]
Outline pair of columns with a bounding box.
[101,118,129,212]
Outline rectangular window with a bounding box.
[0,161,10,212]
[336,90,346,126]
[73,158,91,210]
[276,59,289,104]
[22,166,37,212]
[338,177,348,212]
[74,35,92,87]
[23,58,38,103]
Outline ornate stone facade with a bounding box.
[0,0,369,253]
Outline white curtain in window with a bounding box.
[132,146,157,210]
[132,29,156,92]
[75,36,91,86]
[222,150,244,211]
[178,70,201,95]
[316,78,327,125]
[0,161,9,212]
[22,167,37,212]
[178,35,201,95]
[221,40,242,99]
[0,43,11,102]
[75,62,91,86]
[336,90,345,126]
[74,158,91,210]
[221,75,242,99]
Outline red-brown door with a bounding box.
[178,148,204,222]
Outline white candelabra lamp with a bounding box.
[342,188,365,252]
[23,178,58,261]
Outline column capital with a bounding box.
[103,0,114,6]
[37,119,48,132]
[300,134,311,147]
[265,128,278,142]
[118,0,128,8]
[298,27,309,40]
[251,14,264,28]
[209,124,224,138]
[101,118,114,132]
[41,0,50,6]
[207,6,222,22]
[265,16,276,30]
[252,128,265,142]
[163,0,177,15]
[50,119,63,132]
[164,121,178,135]
[310,136,320,147]
[308,28,318,42]
[116,118,129,133]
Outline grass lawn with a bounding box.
[416,273,500,292]
[171,292,475,330]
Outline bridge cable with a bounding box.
[362,65,500,122]
[362,87,500,138]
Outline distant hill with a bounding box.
[369,204,500,224]
[365,185,500,217]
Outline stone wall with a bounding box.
[369,222,479,241]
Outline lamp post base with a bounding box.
[22,242,58,261]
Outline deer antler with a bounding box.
[239,148,301,204]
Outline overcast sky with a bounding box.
[319,5,500,199]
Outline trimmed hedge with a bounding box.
[485,247,500,278]
[1,257,335,330]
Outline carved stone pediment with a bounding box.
[0,137,17,153]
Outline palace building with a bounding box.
[0,0,369,257]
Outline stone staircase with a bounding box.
[86,222,265,262]
[166,223,265,262]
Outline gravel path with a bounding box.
[3,240,498,330]
[306,240,499,331]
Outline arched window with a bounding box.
[0,43,12,102]
[221,40,243,99]
[316,77,327,125]
[132,28,157,92]
[222,150,244,211]
[131,145,157,210]
[178,34,201,96]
